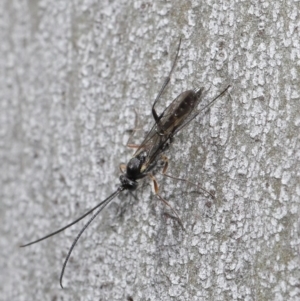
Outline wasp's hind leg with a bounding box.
[148,173,184,229]
[160,155,215,199]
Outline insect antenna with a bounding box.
[59,187,123,288]
[20,187,124,248]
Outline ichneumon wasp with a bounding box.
[21,38,230,287]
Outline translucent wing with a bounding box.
[134,89,203,173]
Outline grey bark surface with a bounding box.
[1,1,300,300]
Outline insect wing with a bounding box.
[133,89,203,173]
[132,121,166,169]
[157,89,203,135]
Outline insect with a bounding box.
[21,38,230,288]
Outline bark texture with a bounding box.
[1,1,300,300]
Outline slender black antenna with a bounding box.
[20,188,124,248]
[60,187,123,288]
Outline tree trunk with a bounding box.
[1,1,299,300]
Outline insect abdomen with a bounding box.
[161,90,198,133]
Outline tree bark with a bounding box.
[1,1,299,300]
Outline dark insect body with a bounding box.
[21,38,230,288]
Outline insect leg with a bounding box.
[126,109,142,149]
[160,155,215,198]
[161,154,169,174]
[119,163,126,173]
[148,173,183,229]
[126,143,141,149]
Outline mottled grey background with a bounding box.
[1,0,300,301]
